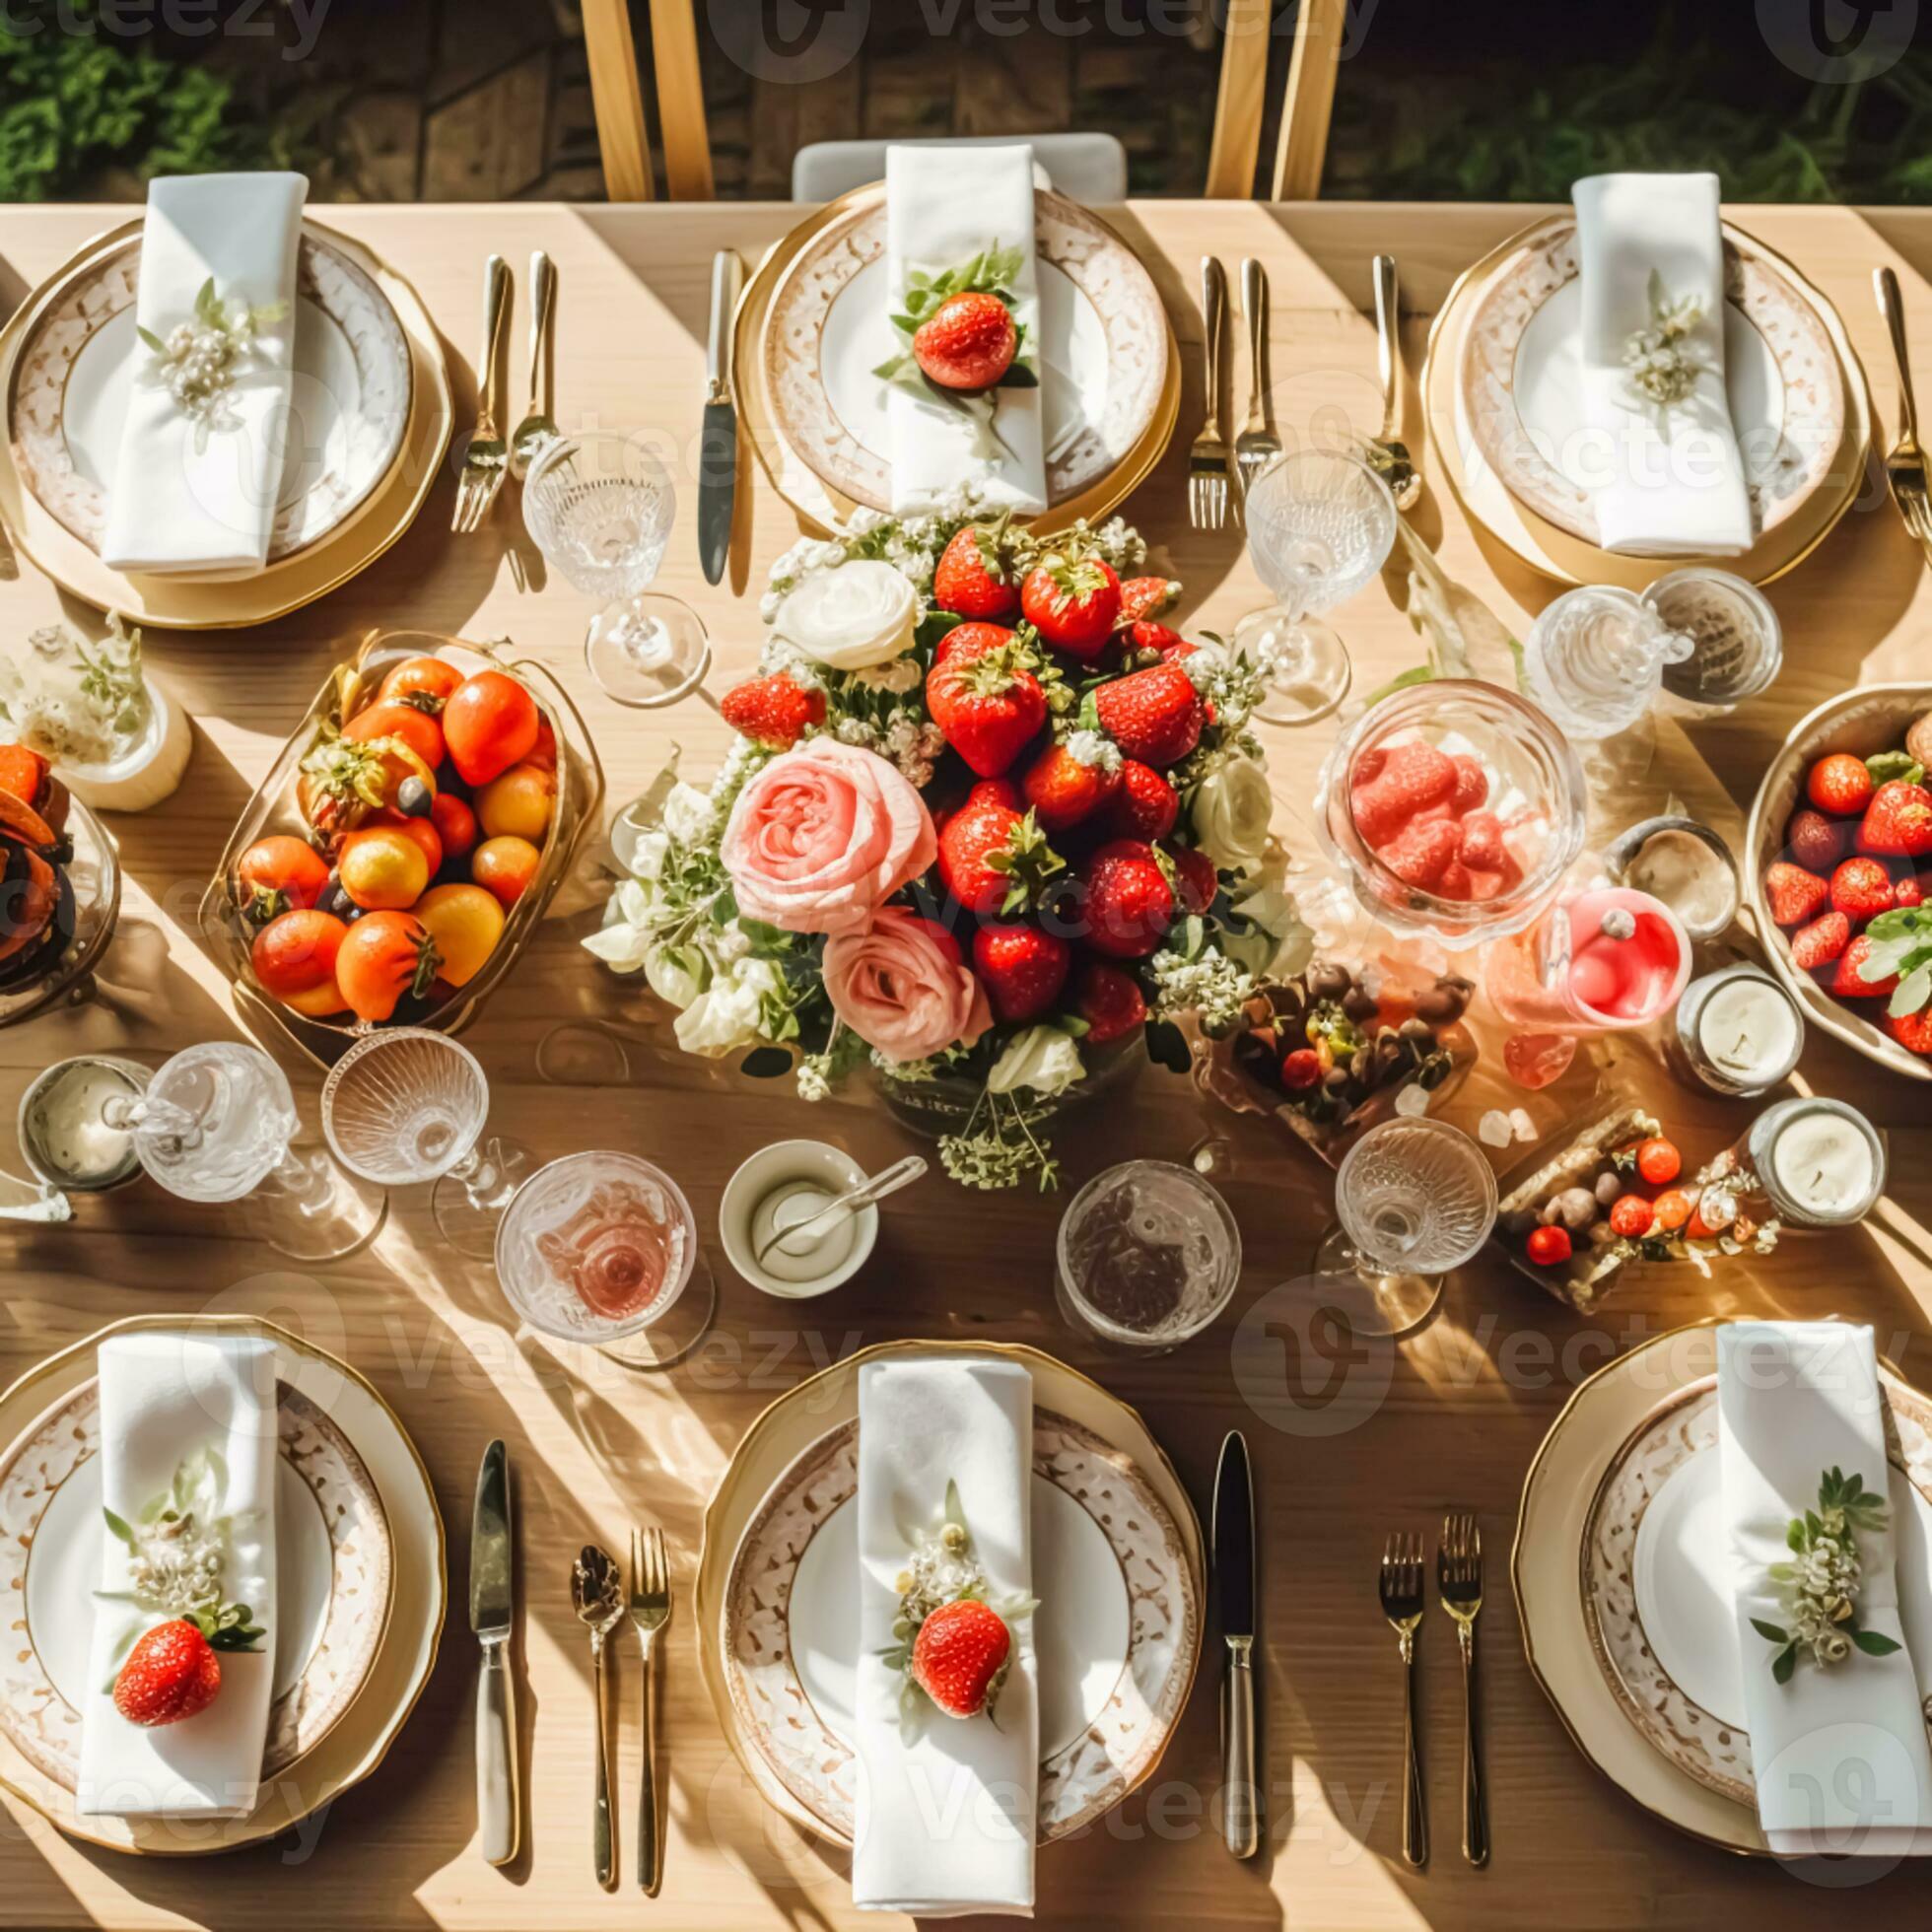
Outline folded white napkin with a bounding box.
[884,144,1046,518]
[77,1333,279,1819]
[1571,172,1753,557]
[102,172,308,577]
[854,1356,1037,1915]
[1717,1320,1932,1856]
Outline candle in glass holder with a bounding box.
[1743,1098,1886,1228]
[1674,965,1805,1096]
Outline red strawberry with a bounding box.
[1019,556,1122,656]
[932,619,1016,670]
[1116,575,1180,625]
[972,923,1071,1023]
[1763,860,1828,928]
[1434,860,1476,902]
[1107,759,1179,841]
[1808,752,1876,816]
[1092,662,1205,767]
[1450,755,1489,814]
[1020,741,1121,832]
[719,672,825,749]
[1123,619,1188,662]
[911,1599,1011,1719]
[112,1620,222,1728]
[932,522,1020,619]
[1786,807,1846,873]
[1789,910,1850,971]
[1885,1007,1932,1056]
[1379,818,1463,891]
[912,291,1016,391]
[936,782,1063,918]
[1898,873,1930,910]
[1079,839,1176,958]
[1830,936,1899,998]
[1456,811,1507,873]
[1858,780,1932,858]
[926,640,1047,777]
[1168,844,1218,914]
[1280,1046,1322,1090]
[1829,856,1896,922]
[1350,741,1457,846]
[1073,960,1147,1044]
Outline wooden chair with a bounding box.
[581,0,714,201]
[1205,0,1348,200]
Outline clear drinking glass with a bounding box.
[1304,1118,1497,1337]
[1055,1159,1242,1352]
[320,1027,530,1261]
[1234,448,1398,725]
[522,432,712,709]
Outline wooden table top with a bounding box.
[3,198,1932,1931]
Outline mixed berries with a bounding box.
[1347,739,1524,906]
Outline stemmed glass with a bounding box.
[522,431,713,709]
[1234,448,1398,725]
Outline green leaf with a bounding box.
[1890,966,1932,1018]
[1751,1618,1791,1644]
[135,323,167,355]
[1853,1627,1903,1656]
[1772,1644,1797,1685]
[1786,1519,1807,1552]
[1866,751,1924,787]
[998,363,1039,389]
[102,1508,138,1552]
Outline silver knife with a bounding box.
[1213,1429,1261,1858]
[698,247,743,586]
[471,1438,519,1866]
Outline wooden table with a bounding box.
[2,199,1932,1931]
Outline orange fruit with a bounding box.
[471,835,541,909]
[251,909,348,1016]
[443,671,539,787]
[336,911,439,1022]
[415,882,506,988]
[475,763,555,843]
[343,700,445,774]
[377,656,463,711]
[338,824,431,911]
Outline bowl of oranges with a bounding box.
[202,629,603,1064]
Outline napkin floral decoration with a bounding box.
[138,278,290,450]
[1622,270,1709,421]
[1751,1465,1903,1684]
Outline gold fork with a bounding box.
[1436,1512,1487,1868]
[1378,1530,1427,1870]
[1189,256,1234,532]
[1875,267,1932,571]
[629,1525,672,1896]
[1367,255,1421,511]
[452,253,512,533]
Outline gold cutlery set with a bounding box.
[453,250,561,533]
[1194,254,1281,532]
[1378,1514,1487,1872]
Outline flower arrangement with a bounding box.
[588,494,1303,1189]
[137,277,288,448]
[1622,269,1708,416]
[1752,1467,1901,1683]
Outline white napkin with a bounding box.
[77,1333,279,1819]
[1571,172,1753,557]
[102,172,307,577]
[854,1356,1037,1915]
[1717,1321,1932,1856]
[884,144,1046,518]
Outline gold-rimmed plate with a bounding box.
[734,184,1179,536]
[695,1339,1203,1847]
[0,1315,444,1856]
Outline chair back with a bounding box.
[582,0,713,201]
[1206,0,1348,199]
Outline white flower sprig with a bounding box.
[138,277,289,450]
[1753,1467,1901,1683]
[1622,269,1708,417]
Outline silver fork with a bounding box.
[1378,1531,1427,1870]
[1233,257,1279,503]
[452,253,512,533]
[629,1525,672,1897]
[1367,254,1420,511]
[510,249,559,480]
[1189,255,1234,532]
[1875,267,1932,570]
[571,1544,624,1890]
[1436,1513,1487,1868]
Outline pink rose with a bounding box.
[823,907,992,1064]
[721,740,937,936]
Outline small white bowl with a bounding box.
[720,1139,879,1298]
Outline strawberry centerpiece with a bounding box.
[588,497,1301,1189]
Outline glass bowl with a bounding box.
[1314,679,1585,946]
[199,629,604,1068]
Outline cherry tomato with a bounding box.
[526,716,558,772]
[1526,1225,1572,1267]
[251,909,348,1016]
[471,835,541,909]
[376,656,463,712]
[344,701,445,774]
[430,792,478,862]
[338,824,431,911]
[377,810,444,878]
[443,671,539,787]
[475,762,555,843]
[1651,1188,1694,1232]
[336,911,439,1022]
[1609,1194,1655,1239]
[1634,1137,1681,1186]
[236,835,330,924]
[415,882,506,988]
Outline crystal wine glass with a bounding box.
[320,1027,530,1261]
[106,1041,385,1263]
[1303,1118,1498,1337]
[1055,1159,1242,1353]
[521,432,712,709]
[1234,448,1398,725]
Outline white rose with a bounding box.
[1221,843,1313,978]
[772,560,918,670]
[582,880,656,973]
[1190,753,1275,880]
[987,1026,1084,1099]
[660,780,715,846]
[643,943,705,1009]
[673,958,774,1057]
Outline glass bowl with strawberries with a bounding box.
[1314,680,1587,947]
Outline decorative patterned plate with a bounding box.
[0,1376,393,1793]
[697,1340,1204,1848]
[1580,1368,1932,1810]
[1458,216,1845,548]
[9,225,411,566]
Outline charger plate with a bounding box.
[0,1314,444,1855]
[696,1339,1203,1846]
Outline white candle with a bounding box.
[1698,973,1801,1084]
[1769,1106,1877,1221]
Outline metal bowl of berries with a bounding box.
[1745,681,1932,1083]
